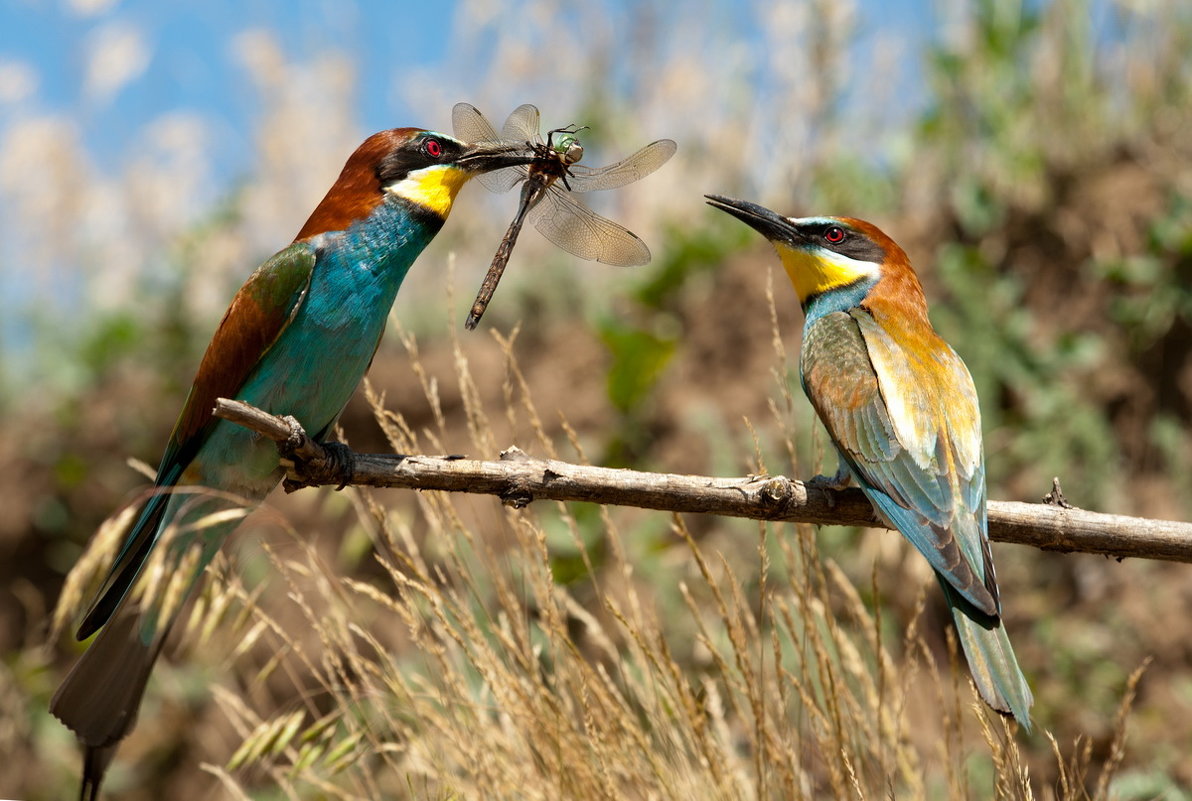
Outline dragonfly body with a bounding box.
[453,102,676,328]
[469,124,587,327]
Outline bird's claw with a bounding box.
[276,418,353,491]
[806,468,852,509]
[278,415,307,458]
[807,466,852,491]
[320,441,356,491]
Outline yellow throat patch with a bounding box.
[775,242,879,302]
[387,164,471,218]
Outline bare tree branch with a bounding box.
[214,398,1192,564]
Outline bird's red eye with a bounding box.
[824,226,846,244]
[423,138,444,158]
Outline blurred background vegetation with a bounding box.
[2,0,1192,797]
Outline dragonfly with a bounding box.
[452,102,677,329]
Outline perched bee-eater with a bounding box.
[706,195,1032,728]
[53,128,535,799]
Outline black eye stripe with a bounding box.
[800,222,846,241]
[797,222,885,262]
[377,136,462,186]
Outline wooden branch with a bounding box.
[214,398,1192,564]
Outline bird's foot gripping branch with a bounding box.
[274,414,356,492]
[211,398,1192,565]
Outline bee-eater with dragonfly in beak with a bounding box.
[52,128,537,799]
[706,195,1033,729]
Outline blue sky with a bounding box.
[1,0,931,180]
[0,0,933,379]
[2,0,457,178]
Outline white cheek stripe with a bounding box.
[810,246,881,279]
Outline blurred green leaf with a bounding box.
[598,324,675,416]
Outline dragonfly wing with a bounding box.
[502,104,542,142]
[452,102,501,143]
[529,187,651,266]
[566,139,677,192]
[451,102,524,194]
[475,165,525,195]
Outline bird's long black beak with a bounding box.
[705,194,802,245]
[458,141,536,173]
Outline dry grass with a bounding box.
[44,296,1147,801]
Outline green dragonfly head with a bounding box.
[547,126,585,166]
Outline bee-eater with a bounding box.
[52,128,535,799]
[706,195,1033,728]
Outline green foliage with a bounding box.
[809,155,901,215]
[631,220,750,312]
[910,0,1192,512]
[80,313,144,374]
[594,222,745,467]
[1102,197,1192,350]
[539,501,608,586]
[931,241,1122,498]
[598,323,675,417]
[596,320,675,467]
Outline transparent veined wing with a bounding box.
[527,187,651,266]
[451,102,526,194]
[501,103,542,143]
[566,139,677,193]
[451,102,501,143]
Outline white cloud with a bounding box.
[83,22,151,105]
[67,0,121,17]
[0,59,38,105]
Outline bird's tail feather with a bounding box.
[939,576,1033,730]
[55,497,249,797]
[75,490,172,640]
[52,604,172,799]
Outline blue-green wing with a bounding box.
[800,309,998,616]
[76,242,317,639]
